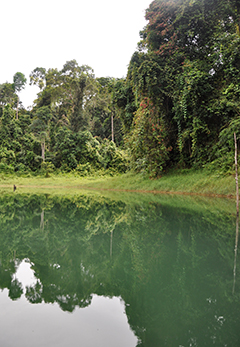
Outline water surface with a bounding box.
[0,190,239,346]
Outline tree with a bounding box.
[9,279,23,301]
[113,78,137,134]
[60,60,97,132]
[13,72,27,120]
[30,60,98,133]
[0,83,18,116]
[86,77,124,146]
[30,106,52,162]
[86,77,111,139]
[29,67,46,90]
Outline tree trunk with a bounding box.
[110,230,113,258]
[234,132,239,216]
[233,214,239,294]
[16,96,19,120]
[41,140,45,162]
[40,210,44,230]
[111,112,114,142]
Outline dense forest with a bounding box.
[1,0,240,177]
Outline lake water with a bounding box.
[0,190,239,347]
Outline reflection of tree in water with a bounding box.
[233,215,239,294]
[9,278,23,301]
[0,257,22,301]
[26,281,43,304]
[0,193,239,346]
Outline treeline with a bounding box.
[1,0,240,176]
[0,66,127,175]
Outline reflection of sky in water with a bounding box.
[0,260,137,347]
[16,259,38,291]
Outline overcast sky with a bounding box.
[1,0,152,108]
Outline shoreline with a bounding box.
[0,179,236,200]
[0,169,237,199]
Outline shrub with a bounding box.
[40,161,55,177]
[75,163,93,176]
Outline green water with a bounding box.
[0,190,239,347]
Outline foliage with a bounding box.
[0,83,17,112]
[30,106,53,162]
[127,98,172,176]
[0,62,129,175]
[29,67,46,90]
[13,72,27,120]
[75,162,93,176]
[40,161,55,177]
[115,0,240,176]
[51,127,127,173]
[13,72,27,93]
[86,77,123,146]
[206,117,240,174]
[2,0,240,178]
[0,105,40,172]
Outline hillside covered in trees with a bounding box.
[1,0,240,177]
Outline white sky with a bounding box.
[1,0,152,109]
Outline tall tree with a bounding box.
[61,60,97,132]
[0,83,18,113]
[87,77,124,145]
[29,67,46,90]
[13,72,27,120]
[30,106,52,162]
[30,60,98,133]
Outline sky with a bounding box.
[1,0,152,109]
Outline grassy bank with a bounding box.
[0,169,236,198]
[82,170,236,197]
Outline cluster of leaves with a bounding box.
[114,0,240,176]
[0,105,40,173]
[127,97,172,176]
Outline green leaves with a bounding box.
[0,83,17,108]
[123,0,240,173]
[30,61,98,133]
[13,72,27,93]
[52,128,127,173]
[126,98,171,177]
[29,67,46,90]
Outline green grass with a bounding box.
[0,169,237,198]
[76,170,236,197]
